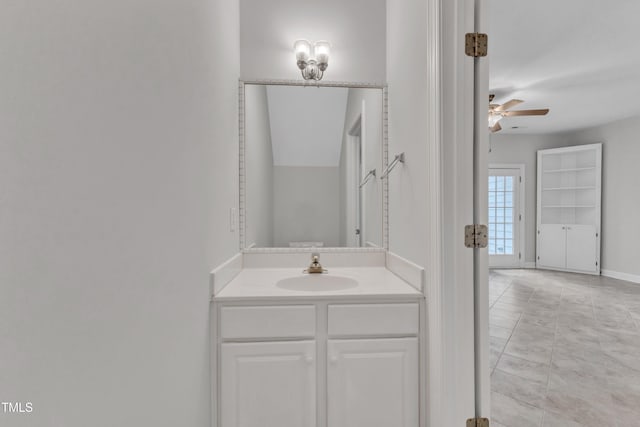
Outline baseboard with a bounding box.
[489,262,536,269]
[601,269,640,285]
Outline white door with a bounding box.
[566,224,597,272]
[537,224,566,269]
[327,338,419,427]
[221,341,316,427]
[488,167,523,267]
[439,0,489,424]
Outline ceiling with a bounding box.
[490,0,640,134]
[267,85,348,167]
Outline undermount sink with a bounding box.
[276,274,359,292]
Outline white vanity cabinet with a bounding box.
[327,338,419,427]
[213,300,423,427]
[221,341,317,427]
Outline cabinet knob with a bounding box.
[305,356,314,364]
[330,355,338,364]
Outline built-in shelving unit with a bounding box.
[537,143,602,274]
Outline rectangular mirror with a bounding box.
[240,81,387,250]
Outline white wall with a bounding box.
[386,1,430,265]
[0,1,239,426]
[488,134,570,264]
[563,115,640,278]
[245,85,274,247]
[240,0,386,82]
[387,0,443,425]
[273,166,340,247]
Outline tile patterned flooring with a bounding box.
[489,269,640,427]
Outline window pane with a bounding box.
[497,177,505,191]
[506,192,513,205]
[505,243,513,254]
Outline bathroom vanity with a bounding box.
[210,253,426,427]
[212,79,426,426]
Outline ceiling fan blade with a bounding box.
[489,94,495,102]
[489,103,499,110]
[490,122,502,133]
[503,109,549,117]
[495,99,524,112]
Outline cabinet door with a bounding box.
[221,341,316,427]
[327,338,419,427]
[566,225,598,272]
[537,224,566,269]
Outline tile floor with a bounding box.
[489,269,640,427]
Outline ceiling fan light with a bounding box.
[488,114,502,128]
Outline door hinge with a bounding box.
[519,214,522,221]
[465,33,488,57]
[519,176,522,183]
[467,417,490,427]
[465,224,488,248]
[519,252,522,260]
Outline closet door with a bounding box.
[566,225,598,272]
[537,224,566,269]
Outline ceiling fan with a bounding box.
[488,94,549,133]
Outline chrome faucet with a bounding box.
[304,252,326,274]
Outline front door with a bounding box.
[488,166,523,267]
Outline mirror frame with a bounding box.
[239,79,389,253]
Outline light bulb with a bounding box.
[294,39,311,63]
[314,41,331,67]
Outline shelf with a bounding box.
[543,186,596,191]
[542,205,596,208]
[542,167,596,173]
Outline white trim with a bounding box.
[488,164,526,268]
[523,262,536,269]
[601,269,640,284]
[536,266,601,276]
[425,0,443,424]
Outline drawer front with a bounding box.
[220,305,316,339]
[328,303,419,337]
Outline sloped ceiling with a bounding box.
[267,85,348,167]
[490,0,640,134]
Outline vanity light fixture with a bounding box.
[294,39,331,81]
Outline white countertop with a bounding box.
[214,267,423,301]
